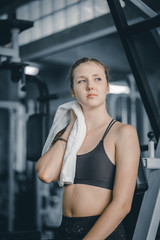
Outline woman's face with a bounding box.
[71,61,109,109]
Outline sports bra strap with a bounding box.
[101,119,117,141]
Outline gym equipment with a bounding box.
[0,19,33,62]
[27,113,48,161]
[0,18,33,91]
[136,156,148,193]
[123,155,148,239]
[107,0,160,141]
[0,17,49,235]
[133,132,160,240]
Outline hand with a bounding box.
[69,109,77,125]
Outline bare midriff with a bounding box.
[62,184,112,217]
[62,122,118,217]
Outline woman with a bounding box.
[36,58,140,240]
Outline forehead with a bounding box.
[73,61,105,78]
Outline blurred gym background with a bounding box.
[0,0,160,239]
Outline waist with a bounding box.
[62,214,100,221]
[63,184,112,217]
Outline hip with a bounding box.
[55,215,127,240]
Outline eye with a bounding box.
[95,77,101,81]
[78,79,86,83]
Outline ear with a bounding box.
[71,88,76,98]
[106,82,110,95]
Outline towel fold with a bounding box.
[41,100,86,186]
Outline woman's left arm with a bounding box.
[83,124,140,240]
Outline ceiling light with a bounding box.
[109,84,130,94]
[24,66,39,76]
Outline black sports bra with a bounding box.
[74,119,117,190]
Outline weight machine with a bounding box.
[106,0,160,239]
[0,17,44,240]
[133,133,160,240]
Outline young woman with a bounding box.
[36,58,140,240]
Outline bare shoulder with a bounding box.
[114,122,140,164]
[114,121,139,143]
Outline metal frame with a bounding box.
[125,15,160,36]
[123,0,158,18]
[106,0,160,142]
[123,0,160,48]
[143,158,160,169]
[133,169,160,240]
[0,101,26,231]
[0,19,33,62]
[0,28,20,61]
[134,135,160,239]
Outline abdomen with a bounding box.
[62,184,112,217]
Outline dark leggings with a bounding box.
[54,215,127,240]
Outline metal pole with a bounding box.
[11,28,20,62]
[107,0,160,142]
[8,110,16,231]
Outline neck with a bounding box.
[82,105,112,132]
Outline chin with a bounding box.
[77,97,106,108]
[82,102,105,110]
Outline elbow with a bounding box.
[37,169,58,183]
[35,161,52,183]
[35,159,59,183]
[121,201,132,216]
[113,199,131,218]
[38,171,51,183]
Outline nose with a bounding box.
[86,81,94,91]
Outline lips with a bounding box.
[87,94,97,97]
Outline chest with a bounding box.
[77,132,116,165]
[75,141,116,189]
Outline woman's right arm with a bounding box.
[35,110,76,183]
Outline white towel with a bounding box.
[41,100,86,186]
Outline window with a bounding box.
[17,0,124,46]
